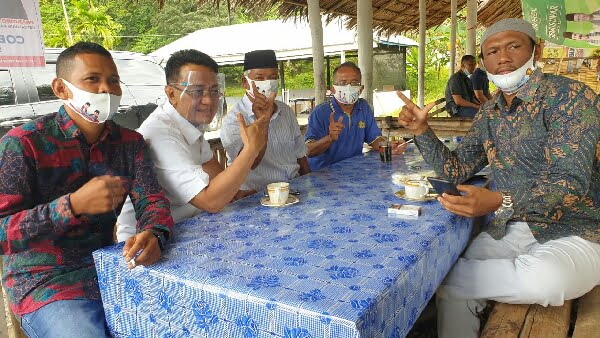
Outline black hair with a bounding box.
[165,49,219,84]
[333,61,362,79]
[56,41,113,79]
[461,55,475,64]
[478,52,484,61]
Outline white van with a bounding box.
[0,48,166,136]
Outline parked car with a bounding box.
[0,48,166,137]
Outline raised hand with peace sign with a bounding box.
[249,81,277,121]
[236,112,269,155]
[396,91,437,136]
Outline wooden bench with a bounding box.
[376,115,473,139]
[480,285,600,338]
[429,97,449,118]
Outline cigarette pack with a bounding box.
[388,204,422,216]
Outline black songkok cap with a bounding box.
[243,50,278,71]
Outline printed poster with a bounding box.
[0,0,45,67]
[522,0,600,48]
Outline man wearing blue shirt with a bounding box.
[471,53,492,104]
[305,62,387,171]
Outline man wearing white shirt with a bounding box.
[116,49,268,242]
[220,50,310,192]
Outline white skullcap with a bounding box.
[481,18,537,48]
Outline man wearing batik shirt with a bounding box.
[0,42,174,337]
[397,19,600,338]
[220,50,310,192]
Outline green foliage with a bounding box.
[71,0,122,48]
[114,0,278,53]
[40,0,122,49]
[38,1,476,103]
[405,61,450,104]
[102,0,158,51]
[40,0,276,52]
[40,0,71,47]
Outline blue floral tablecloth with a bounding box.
[93,148,473,338]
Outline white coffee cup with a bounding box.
[404,179,428,199]
[267,182,290,205]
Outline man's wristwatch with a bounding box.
[494,192,514,221]
[145,228,168,252]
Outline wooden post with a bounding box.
[279,60,285,99]
[418,0,426,108]
[400,46,407,89]
[450,0,457,75]
[357,0,374,106]
[307,0,325,104]
[61,0,73,44]
[466,0,477,56]
[326,55,331,88]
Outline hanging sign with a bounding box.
[0,0,45,67]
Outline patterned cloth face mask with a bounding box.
[245,77,278,98]
[333,85,361,105]
[61,79,121,123]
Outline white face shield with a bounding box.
[169,71,225,131]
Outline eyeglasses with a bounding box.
[334,81,361,86]
[169,83,223,99]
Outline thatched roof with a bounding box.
[477,0,522,27]
[175,0,523,34]
[221,0,469,35]
[280,0,471,34]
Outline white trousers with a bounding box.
[437,221,600,338]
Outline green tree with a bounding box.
[40,0,71,47]
[71,0,122,48]
[124,0,279,54]
[102,0,158,51]
[40,0,122,48]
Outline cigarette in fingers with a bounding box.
[396,139,414,147]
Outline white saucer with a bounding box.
[260,195,300,207]
[395,189,438,202]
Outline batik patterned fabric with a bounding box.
[94,149,478,338]
[416,69,600,242]
[0,106,174,316]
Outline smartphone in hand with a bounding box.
[427,177,461,196]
